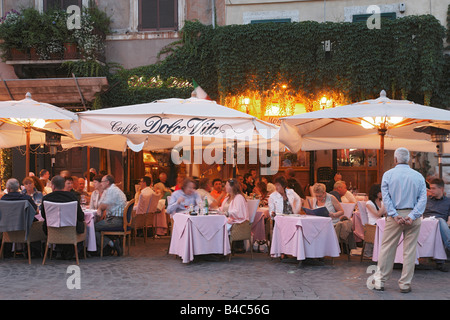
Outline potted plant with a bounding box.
[0,9,28,60]
[73,2,111,61]
[21,8,46,60]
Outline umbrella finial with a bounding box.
[25,92,32,99]
[380,90,386,98]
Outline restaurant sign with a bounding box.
[80,115,256,141]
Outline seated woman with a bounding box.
[219,178,248,232]
[268,176,302,218]
[366,183,386,225]
[153,182,172,208]
[21,177,43,207]
[311,183,344,225]
[253,180,269,206]
[166,177,201,215]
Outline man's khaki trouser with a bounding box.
[373,210,422,290]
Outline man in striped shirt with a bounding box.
[94,174,127,256]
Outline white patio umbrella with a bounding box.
[70,97,280,175]
[0,92,77,175]
[280,90,450,181]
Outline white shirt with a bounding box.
[99,183,127,218]
[366,200,386,225]
[268,188,302,218]
[341,190,357,203]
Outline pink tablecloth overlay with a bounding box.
[134,199,168,236]
[251,208,269,241]
[352,210,364,242]
[270,215,340,260]
[372,217,447,264]
[169,213,231,263]
[83,209,97,252]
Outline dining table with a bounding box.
[270,214,341,261]
[372,217,447,264]
[168,212,231,263]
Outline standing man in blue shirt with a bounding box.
[372,147,427,293]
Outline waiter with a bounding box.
[372,147,427,293]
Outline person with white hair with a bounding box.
[372,147,427,293]
[1,178,37,212]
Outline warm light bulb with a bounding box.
[33,119,46,128]
[388,117,403,125]
[361,117,375,129]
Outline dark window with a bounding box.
[250,19,291,24]
[44,0,82,11]
[139,0,178,31]
[352,12,397,23]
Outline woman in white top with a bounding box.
[269,176,301,218]
[312,183,344,225]
[220,178,248,231]
[366,184,386,225]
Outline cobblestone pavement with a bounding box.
[0,237,448,301]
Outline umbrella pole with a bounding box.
[378,128,386,183]
[25,126,31,176]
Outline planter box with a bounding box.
[64,42,78,59]
[10,48,29,60]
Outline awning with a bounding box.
[0,77,109,109]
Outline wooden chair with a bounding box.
[229,220,253,261]
[0,221,46,264]
[341,202,356,218]
[41,201,86,265]
[100,199,134,258]
[360,224,376,262]
[144,193,163,240]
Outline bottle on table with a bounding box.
[204,196,209,215]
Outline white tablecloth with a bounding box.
[270,215,341,260]
[372,217,447,264]
[169,213,231,263]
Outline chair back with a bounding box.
[229,220,252,242]
[363,224,376,244]
[147,193,162,214]
[135,191,151,215]
[44,201,78,227]
[124,199,135,231]
[341,202,356,218]
[247,199,260,223]
[357,201,369,225]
